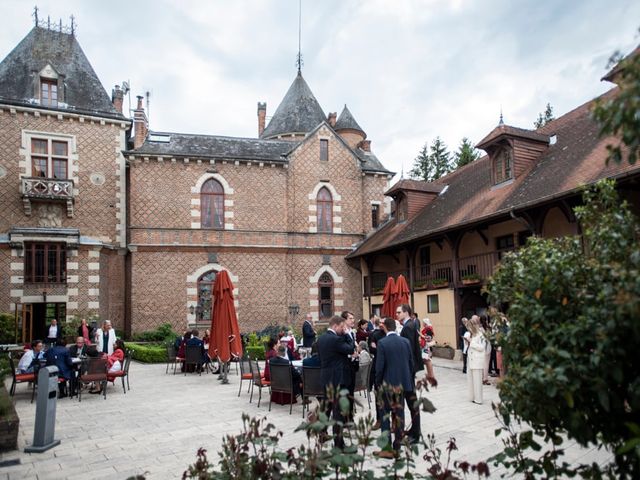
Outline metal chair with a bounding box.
[78,357,108,402]
[184,345,205,375]
[354,361,372,410]
[301,366,324,418]
[166,342,183,374]
[269,363,295,415]
[107,349,133,393]
[8,353,36,400]
[238,356,252,397]
[249,360,270,408]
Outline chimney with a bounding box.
[257,102,266,137]
[133,95,148,149]
[327,112,337,127]
[360,139,371,152]
[112,85,124,114]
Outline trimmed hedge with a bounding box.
[245,345,265,361]
[128,342,166,363]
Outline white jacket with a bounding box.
[96,328,117,355]
[467,333,486,370]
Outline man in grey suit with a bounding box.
[374,317,415,459]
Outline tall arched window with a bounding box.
[197,270,217,324]
[201,179,224,229]
[318,272,334,319]
[316,187,333,233]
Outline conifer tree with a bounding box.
[454,137,480,169]
[534,103,554,128]
[409,137,452,182]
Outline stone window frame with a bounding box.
[316,187,333,233]
[36,64,64,107]
[317,271,334,319]
[319,138,329,161]
[308,265,343,321]
[371,201,381,229]
[186,264,239,325]
[200,178,225,229]
[19,130,79,194]
[191,173,234,230]
[308,182,342,234]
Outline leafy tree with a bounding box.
[488,180,640,478]
[409,137,452,182]
[533,102,554,128]
[593,47,640,164]
[453,137,480,169]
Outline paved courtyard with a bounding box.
[2,359,609,479]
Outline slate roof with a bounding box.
[476,124,550,149]
[128,131,296,161]
[0,27,123,119]
[261,73,326,139]
[348,87,639,258]
[385,179,445,196]
[334,105,365,134]
[353,148,394,174]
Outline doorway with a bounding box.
[23,302,66,342]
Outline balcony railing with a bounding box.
[21,177,75,217]
[364,269,409,295]
[457,251,500,284]
[414,260,454,289]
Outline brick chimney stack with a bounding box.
[133,95,148,149]
[112,85,124,114]
[360,139,371,152]
[327,112,337,127]
[257,102,266,137]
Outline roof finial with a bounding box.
[400,162,405,179]
[70,15,75,35]
[499,106,504,126]
[296,0,303,74]
[33,5,39,25]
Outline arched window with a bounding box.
[316,187,333,233]
[318,272,334,319]
[493,148,513,184]
[201,179,224,229]
[197,270,217,324]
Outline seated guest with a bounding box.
[202,329,211,349]
[45,339,73,397]
[186,329,207,370]
[269,345,302,400]
[356,319,370,343]
[280,330,298,360]
[263,338,278,381]
[69,336,87,358]
[18,340,44,373]
[177,331,192,360]
[77,318,93,345]
[90,339,125,394]
[302,341,321,367]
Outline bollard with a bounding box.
[24,366,61,453]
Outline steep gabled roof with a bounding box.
[128,131,296,162]
[476,124,549,150]
[0,27,123,119]
[261,72,326,139]
[334,104,365,134]
[353,148,394,175]
[348,88,638,258]
[385,179,445,196]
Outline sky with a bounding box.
[1,0,639,179]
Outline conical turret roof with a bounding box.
[261,72,326,139]
[334,105,365,135]
[0,26,123,119]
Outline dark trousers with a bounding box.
[324,385,349,449]
[489,347,498,374]
[404,390,421,438]
[381,387,404,450]
[462,352,468,373]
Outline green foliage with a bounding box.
[131,323,178,343]
[128,342,166,363]
[0,313,16,344]
[0,384,13,419]
[410,137,452,182]
[487,180,640,477]
[593,45,640,165]
[0,355,9,384]
[533,102,554,129]
[245,346,265,361]
[453,137,480,169]
[62,315,81,339]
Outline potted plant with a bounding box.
[431,277,449,288]
[414,280,428,290]
[461,273,481,285]
[431,342,455,359]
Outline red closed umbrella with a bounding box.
[381,276,397,318]
[395,274,410,311]
[209,270,242,363]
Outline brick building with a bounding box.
[0,25,393,339]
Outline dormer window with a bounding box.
[493,148,513,184]
[40,78,58,107]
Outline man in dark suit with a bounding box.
[374,317,415,459]
[317,315,356,449]
[46,338,74,398]
[186,329,207,370]
[69,336,87,358]
[397,304,423,443]
[341,310,359,421]
[302,313,316,348]
[368,316,386,429]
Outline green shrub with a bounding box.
[0,313,16,344]
[245,345,265,361]
[0,355,9,383]
[0,384,12,419]
[128,342,166,363]
[131,323,178,343]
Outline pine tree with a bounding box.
[409,137,452,182]
[454,137,480,169]
[534,103,554,129]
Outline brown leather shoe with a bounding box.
[373,450,396,460]
[372,421,381,431]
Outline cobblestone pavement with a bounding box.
[1,358,610,479]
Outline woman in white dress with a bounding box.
[467,316,486,404]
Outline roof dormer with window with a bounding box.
[36,64,63,107]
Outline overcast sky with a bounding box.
[2,0,639,178]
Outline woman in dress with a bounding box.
[467,316,486,404]
[355,319,369,343]
[90,339,125,394]
[262,337,278,381]
[77,318,93,345]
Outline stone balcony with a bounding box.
[21,176,75,218]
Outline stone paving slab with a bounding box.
[2,359,610,479]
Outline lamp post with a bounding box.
[288,303,299,324]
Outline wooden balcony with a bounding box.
[21,177,75,217]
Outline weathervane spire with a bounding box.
[499,106,504,126]
[296,0,303,74]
